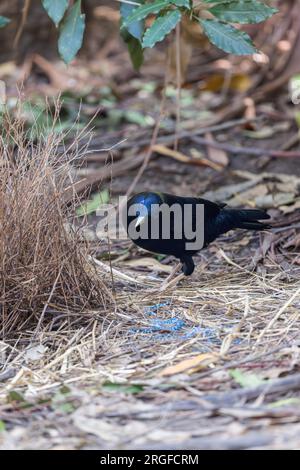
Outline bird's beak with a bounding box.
[135,215,147,228]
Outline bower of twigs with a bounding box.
[0,110,111,337]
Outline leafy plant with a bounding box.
[0,1,278,66]
[120,0,145,70]
[120,0,278,67]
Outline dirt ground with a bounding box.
[1,2,300,450]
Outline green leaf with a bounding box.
[42,0,69,26]
[209,1,278,24]
[125,110,154,126]
[51,386,75,414]
[120,0,144,40]
[0,16,10,28]
[57,402,75,413]
[269,397,300,408]
[120,2,144,69]
[200,19,256,55]
[59,385,71,395]
[76,189,110,216]
[7,390,26,403]
[230,369,265,388]
[143,10,181,48]
[170,0,190,6]
[122,0,170,27]
[295,111,300,129]
[126,35,144,70]
[58,0,85,64]
[102,381,144,394]
[0,420,5,432]
[202,0,235,3]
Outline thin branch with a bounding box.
[14,0,31,49]
[174,23,181,151]
[192,135,300,158]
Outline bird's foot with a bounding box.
[180,256,195,276]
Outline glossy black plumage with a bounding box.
[126,192,271,276]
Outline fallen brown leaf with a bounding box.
[152,144,222,170]
[123,257,173,273]
[160,353,219,376]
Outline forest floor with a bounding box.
[1,13,300,449]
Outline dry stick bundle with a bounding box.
[0,108,111,337]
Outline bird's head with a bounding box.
[126,192,163,230]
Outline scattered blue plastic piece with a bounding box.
[130,301,244,346]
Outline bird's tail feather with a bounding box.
[226,209,271,231]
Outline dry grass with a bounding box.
[0,108,111,337]
[1,250,300,449]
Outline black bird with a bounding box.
[126,192,271,276]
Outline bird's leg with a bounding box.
[159,261,182,291]
[180,255,195,276]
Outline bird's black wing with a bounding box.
[160,194,223,252]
